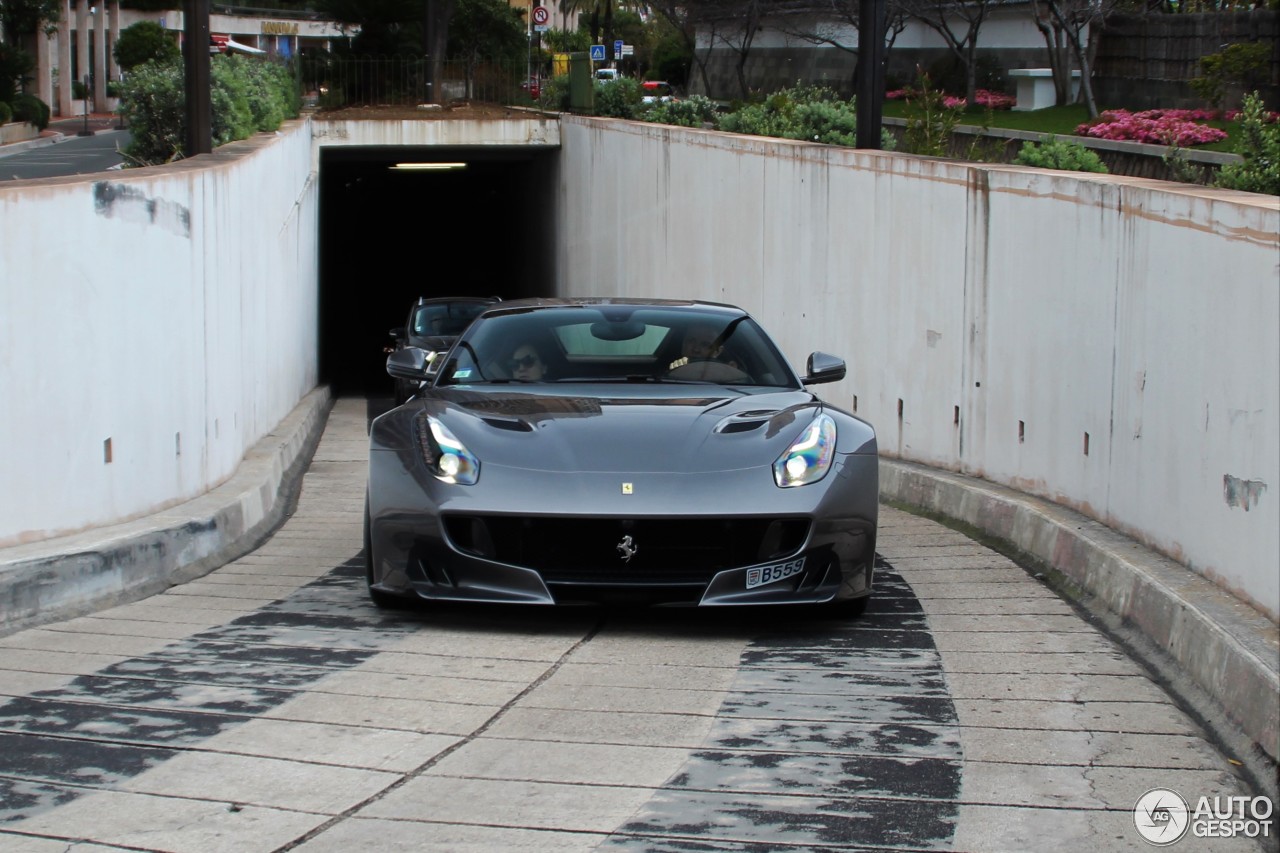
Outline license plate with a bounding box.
[745,557,805,589]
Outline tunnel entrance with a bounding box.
[318,145,558,397]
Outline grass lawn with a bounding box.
[879,99,1239,154]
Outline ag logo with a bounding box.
[616,535,638,563]
[1134,788,1190,845]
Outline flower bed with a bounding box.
[1075,109,1228,146]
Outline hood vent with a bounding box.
[481,416,534,433]
[715,410,777,435]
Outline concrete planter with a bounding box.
[0,121,38,146]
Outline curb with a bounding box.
[0,133,61,160]
[0,387,332,637]
[880,458,1279,773]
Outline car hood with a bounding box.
[416,386,842,474]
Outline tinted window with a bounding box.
[438,306,797,388]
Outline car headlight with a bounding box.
[773,413,836,487]
[416,412,479,485]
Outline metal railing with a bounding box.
[305,56,540,109]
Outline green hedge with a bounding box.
[117,54,300,166]
[1013,136,1109,173]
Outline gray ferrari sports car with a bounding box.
[366,298,878,613]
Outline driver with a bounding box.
[509,343,547,381]
[681,324,723,361]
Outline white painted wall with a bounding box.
[553,117,1280,620]
[2,113,1275,622]
[0,123,319,547]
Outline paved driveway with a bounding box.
[0,400,1266,851]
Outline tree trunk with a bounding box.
[423,0,456,104]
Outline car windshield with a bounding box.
[437,305,798,388]
[413,301,490,337]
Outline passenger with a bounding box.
[670,324,738,372]
[509,343,547,381]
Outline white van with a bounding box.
[595,68,619,83]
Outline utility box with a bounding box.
[568,52,594,113]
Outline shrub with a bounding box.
[117,55,298,165]
[594,76,642,119]
[10,93,49,130]
[1191,43,1270,111]
[113,21,180,72]
[537,74,569,111]
[0,101,12,124]
[718,82,895,149]
[116,59,186,163]
[0,42,34,105]
[1216,91,1280,196]
[210,57,257,145]
[901,72,960,156]
[72,79,88,100]
[224,54,299,132]
[639,94,717,128]
[1013,136,1108,173]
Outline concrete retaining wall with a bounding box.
[553,116,1280,622]
[0,121,321,550]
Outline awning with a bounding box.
[226,38,266,55]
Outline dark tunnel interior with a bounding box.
[318,145,558,397]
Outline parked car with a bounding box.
[387,296,498,404]
[595,68,619,83]
[367,298,878,614]
[641,81,675,104]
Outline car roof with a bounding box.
[477,297,748,319]
[414,295,499,307]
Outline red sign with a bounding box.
[210,34,229,53]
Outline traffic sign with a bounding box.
[590,45,605,61]
[532,6,549,30]
[614,40,624,58]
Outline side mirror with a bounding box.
[388,327,405,341]
[802,351,846,385]
[386,347,431,381]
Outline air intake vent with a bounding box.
[481,417,533,432]
[714,410,777,434]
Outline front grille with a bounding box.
[442,515,809,584]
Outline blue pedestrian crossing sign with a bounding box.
[590,45,606,61]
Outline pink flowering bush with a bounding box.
[1076,109,1228,146]
[888,88,1016,110]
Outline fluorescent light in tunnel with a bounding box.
[389,162,468,172]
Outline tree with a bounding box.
[313,0,459,103]
[1031,0,1119,117]
[0,0,59,103]
[690,0,768,100]
[560,0,617,64]
[313,0,425,55]
[898,0,1009,106]
[1028,0,1074,106]
[778,0,908,94]
[114,20,180,72]
[648,0,710,94]
[647,13,694,86]
[448,0,526,89]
